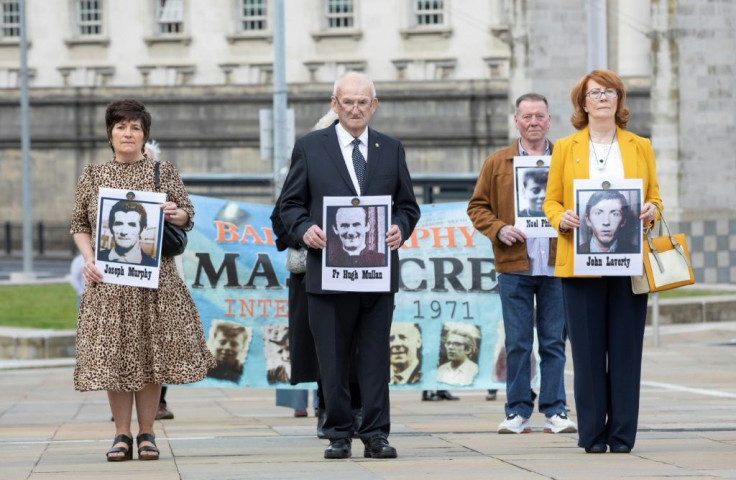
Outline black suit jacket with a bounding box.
[279,121,420,294]
[270,198,320,384]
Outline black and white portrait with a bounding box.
[389,322,422,385]
[576,188,641,254]
[436,322,481,386]
[261,324,292,385]
[98,197,160,266]
[326,205,388,268]
[206,320,251,384]
[515,167,548,218]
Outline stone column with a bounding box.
[671,0,735,221]
[648,0,680,218]
[527,0,589,141]
[505,0,532,141]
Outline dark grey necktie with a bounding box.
[352,138,366,193]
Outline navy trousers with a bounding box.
[561,276,648,450]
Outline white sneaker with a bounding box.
[497,414,532,434]
[544,412,578,433]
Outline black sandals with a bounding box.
[106,433,133,462]
[136,433,160,461]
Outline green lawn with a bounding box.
[0,284,78,330]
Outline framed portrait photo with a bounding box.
[572,179,643,276]
[322,195,391,292]
[513,156,556,237]
[95,187,166,288]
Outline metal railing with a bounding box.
[180,172,479,204]
[2,173,480,256]
[3,221,76,256]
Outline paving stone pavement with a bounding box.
[1,322,735,480]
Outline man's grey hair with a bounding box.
[515,93,549,112]
[332,71,377,98]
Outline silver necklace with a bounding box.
[590,130,617,170]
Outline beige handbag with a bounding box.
[631,205,695,294]
[285,247,307,274]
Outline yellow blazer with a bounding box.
[543,126,662,277]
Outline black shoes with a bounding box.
[421,390,440,401]
[610,444,631,453]
[422,390,460,401]
[106,433,133,462]
[585,443,607,453]
[584,443,631,453]
[324,438,351,459]
[435,390,460,401]
[363,435,397,459]
[136,433,160,460]
[316,409,328,439]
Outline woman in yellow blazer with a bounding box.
[543,70,661,454]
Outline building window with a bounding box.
[240,0,266,31]
[77,0,103,35]
[1,1,20,39]
[156,0,184,34]
[415,0,444,26]
[326,0,353,29]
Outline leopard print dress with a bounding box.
[70,157,215,392]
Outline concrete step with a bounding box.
[2,295,736,360]
[0,327,75,360]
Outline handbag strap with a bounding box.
[153,160,161,192]
[644,204,691,272]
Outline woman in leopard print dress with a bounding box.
[70,100,215,462]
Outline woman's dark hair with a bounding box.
[105,99,152,153]
[570,69,629,130]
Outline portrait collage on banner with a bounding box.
[95,187,166,288]
[182,197,520,390]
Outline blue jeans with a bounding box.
[497,273,567,418]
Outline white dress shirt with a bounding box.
[335,123,369,195]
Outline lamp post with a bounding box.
[19,0,34,277]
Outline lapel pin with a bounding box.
[375,142,379,147]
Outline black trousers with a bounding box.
[308,292,393,442]
[562,276,648,449]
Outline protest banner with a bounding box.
[183,197,531,390]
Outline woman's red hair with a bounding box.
[570,69,630,130]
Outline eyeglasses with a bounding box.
[586,88,618,100]
[334,96,374,111]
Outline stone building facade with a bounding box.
[0,0,734,282]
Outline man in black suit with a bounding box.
[279,71,420,459]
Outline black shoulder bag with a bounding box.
[154,161,188,257]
